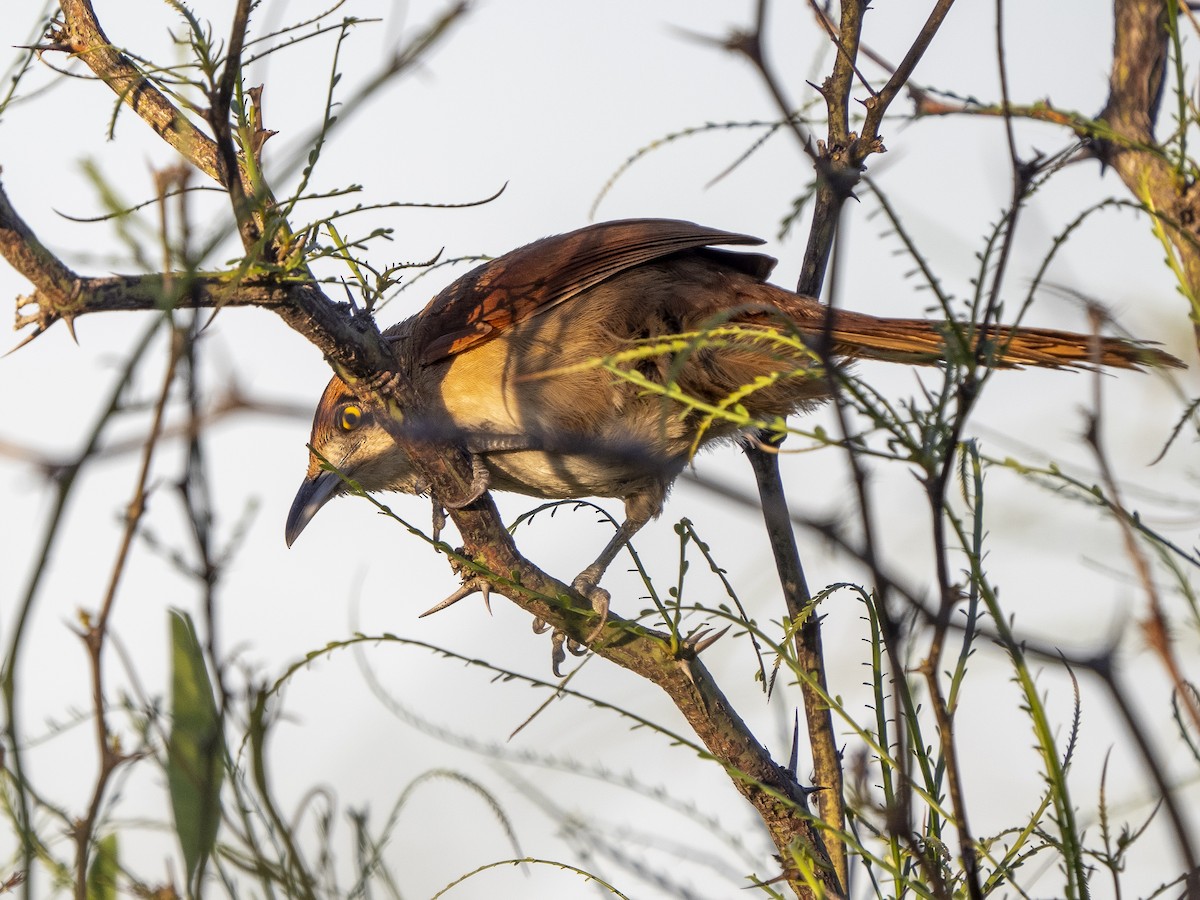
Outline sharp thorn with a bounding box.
[689,624,731,654]
[418,582,477,617]
[788,709,801,778]
[480,581,492,615]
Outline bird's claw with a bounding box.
[527,571,611,676]
[441,452,490,509]
[531,617,587,677]
[430,496,447,544]
[571,573,610,643]
[357,368,402,395]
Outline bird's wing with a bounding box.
[413,218,768,364]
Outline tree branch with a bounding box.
[56,0,232,187]
[1099,0,1200,343]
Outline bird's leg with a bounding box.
[576,491,658,617]
[569,513,643,638]
[531,618,589,677]
[440,433,553,510]
[534,494,658,653]
[527,509,650,673]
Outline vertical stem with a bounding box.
[744,442,846,892]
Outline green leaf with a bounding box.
[86,833,119,900]
[166,609,225,890]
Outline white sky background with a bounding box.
[1,1,1198,897]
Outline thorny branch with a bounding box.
[1084,309,1199,870]
[730,1,963,890]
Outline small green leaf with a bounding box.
[167,609,225,890]
[86,833,119,900]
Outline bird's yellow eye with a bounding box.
[339,405,362,432]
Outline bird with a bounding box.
[286,218,1182,631]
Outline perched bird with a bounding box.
[286,218,1182,621]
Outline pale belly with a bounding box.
[481,447,683,503]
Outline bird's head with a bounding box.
[285,375,424,547]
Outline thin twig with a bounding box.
[1084,310,1199,871]
[75,317,183,899]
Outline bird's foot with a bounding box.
[357,368,402,396]
[527,573,610,676]
[531,617,588,677]
[430,496,447,544]
[440,452,490,509]
[571,571,610,643]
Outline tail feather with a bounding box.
[797,310,1184,372]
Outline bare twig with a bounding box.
[1083,309,1199,871]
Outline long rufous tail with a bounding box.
[792,308,1184,371]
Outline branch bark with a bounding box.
[735,2,962,889]
[1098,0,1200,345]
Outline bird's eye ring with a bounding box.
[339,405,362,431]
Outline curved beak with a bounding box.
[285,470,342,547]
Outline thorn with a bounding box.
[479,580,492,615]
[418,577,490,617]
[14,42,72,53]
[5,326,45,356]
[63,312,79,345]
[754,869,794,888]
[686,624,731,654]
[788,709,801,778]
[666,24,728,50]
[676,656,700,689]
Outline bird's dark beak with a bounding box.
[285,470,342,548]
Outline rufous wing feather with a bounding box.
[414,219,769,364]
